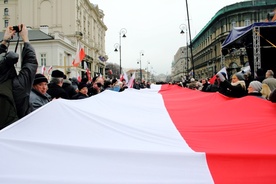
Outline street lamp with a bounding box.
[179,24,189,77]
[184,0,195,78]
[114,28,127,75]
[137,50,144,81]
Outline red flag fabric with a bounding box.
[159,84,276,184]
[86,68,91,82]
[120,74,124,81]
[208,75,217,84]
[72,43,85,67]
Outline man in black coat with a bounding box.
[47,70,69,99]
[0,24,38,129]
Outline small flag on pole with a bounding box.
[72,42,85,67]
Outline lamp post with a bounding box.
[185,0,195,78]
[146,61,150,81]
[137,50,144,81]
[179,24,189,77]
[114,28,127,75]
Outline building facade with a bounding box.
[172,0,276,81]
[0,0,107,79]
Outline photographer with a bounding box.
[0,24,38,130]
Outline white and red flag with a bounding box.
[47,66,53,75]
[72,42,85,67]
[209,67,228,84]
[41,65,45,75]
[120,70,129,84]
[127,71,135,88]
[0,84,276,183]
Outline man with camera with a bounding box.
[0,24,38,130]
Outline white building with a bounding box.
[0,0,107,79]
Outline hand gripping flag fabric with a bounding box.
[0,84,276,184]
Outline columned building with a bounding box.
[0,0,107,79]
[172,0,276,81]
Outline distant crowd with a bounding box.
[170,68,276,103]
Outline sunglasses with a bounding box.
[96,83,102,88]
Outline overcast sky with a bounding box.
[90,0,246,75]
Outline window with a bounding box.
[4,20,8,28]
[40,53,47,66]
[231,21,236,29]
[244,19,251,26]
[4,0,8,4]
[4,8,9,16]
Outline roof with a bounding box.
[0,29,54,42]
[221,22,276,55]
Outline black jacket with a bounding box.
[0,42,38,121]
[12,42,38,118]
[47,82,69,99]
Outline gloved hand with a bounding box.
[216,72,225,82]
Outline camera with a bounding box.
[12,26,20,32]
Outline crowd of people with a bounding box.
[175,69,276,103]
[1,23,275,131]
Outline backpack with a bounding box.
[0,79,18,130]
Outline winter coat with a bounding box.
[29,88,51,111]
[62,79,77,99]
[12,42,38,118]
[71,92,88,99]
[219,80,247,98]
[47,82,69,99]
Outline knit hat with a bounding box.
[51,70,64,78]
[78,82,88,91]
[33,73,48,85]
[249,81,262,92]
[234,72,245,80]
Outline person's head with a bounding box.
[78,82,88,95]
[51,70,64,86]
[92,77,104,92]
[265,70,274,78]
[261,83,272,99]
[201,78,207,84]
[232,73,244,83]
[104,80,112,89]
[248,81,262,93]
[33,73,48,95]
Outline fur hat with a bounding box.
[51,70,64,78]
[78,82,88,91]
[249,81,262,92]
[33,74,48,85]
[234,73,245,80]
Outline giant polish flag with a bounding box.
[0,84,276,184]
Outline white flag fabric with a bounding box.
[0,84,276,184]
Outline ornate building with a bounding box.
[172,0,276,81]
[0,0,107,78]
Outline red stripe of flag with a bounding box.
[159,84,276,183]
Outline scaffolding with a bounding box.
[252,26,261,76]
